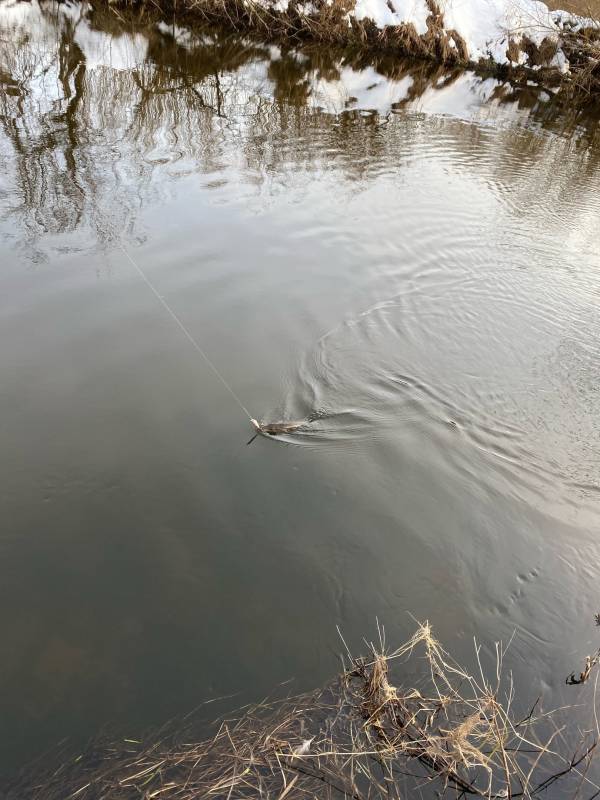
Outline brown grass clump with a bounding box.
[6,622,599,800]
[105,0,471,64]
[520,34,559,66]
[559,20,600,95]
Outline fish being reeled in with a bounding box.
[247,418,305,444]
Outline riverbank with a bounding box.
[103,0,600,97]
[6,623,598,799]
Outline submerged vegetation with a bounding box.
[7,623,600,799]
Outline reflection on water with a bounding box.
[1,0,600,777]
[2,0,599,262]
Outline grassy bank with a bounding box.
[100,0,600,99]
[7,623,599,799]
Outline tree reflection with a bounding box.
[0,0,598,259]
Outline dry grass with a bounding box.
[6,622,599,800]
[105,0,477,65]
[559,21,600,95]
[101,0,600,99]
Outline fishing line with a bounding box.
[121,245,253,421]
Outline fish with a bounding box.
[247,418,305,444]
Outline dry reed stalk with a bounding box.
[6,621,599,800]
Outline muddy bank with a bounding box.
[97,0,600,98]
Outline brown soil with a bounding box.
[546,0,600,15]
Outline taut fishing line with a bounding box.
[121,245,254,422]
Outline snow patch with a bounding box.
[297,1,318,13]
[353,0,429,35]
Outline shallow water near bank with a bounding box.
[1,0,600,777]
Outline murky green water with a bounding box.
[1,0,600,776]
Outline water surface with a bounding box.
[1,0,600,775]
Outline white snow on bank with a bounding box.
[297,1,318,13]
[440,0,568,68]
[352,0,429,35]
[552,7,600,29]
[251,0,594,72]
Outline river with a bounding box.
[1,0,599,776]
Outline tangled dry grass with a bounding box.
[6,622,599,800]
[559,24,600,95]
[149,0,466,64]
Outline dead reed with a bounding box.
[6,622,599,800]
[100,0,600,98]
